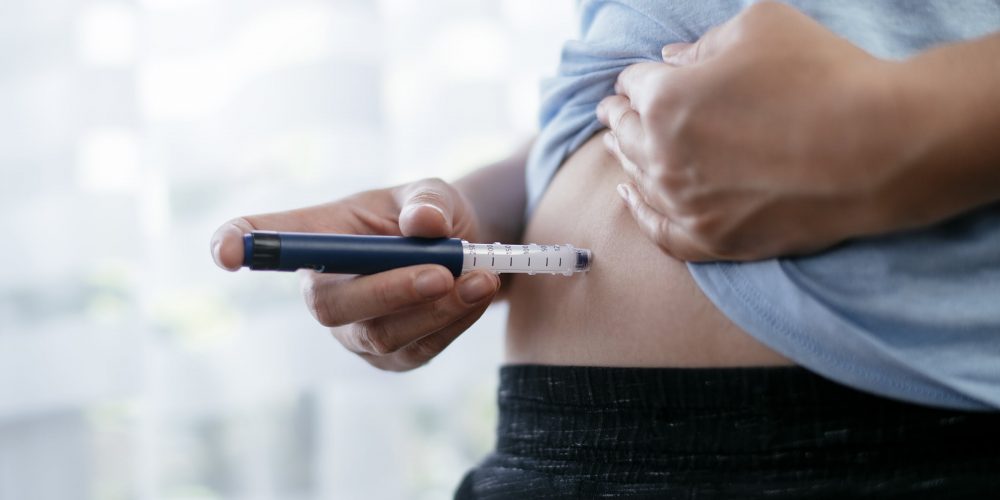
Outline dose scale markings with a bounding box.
[460,241,591,276]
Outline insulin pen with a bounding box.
[242,231,592,277]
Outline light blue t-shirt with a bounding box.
[527,0,1000,410]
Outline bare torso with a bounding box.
[505,133,793,367]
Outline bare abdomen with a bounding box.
[504,133,792,367]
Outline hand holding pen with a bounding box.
[210,178,501,371]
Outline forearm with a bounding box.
[884,32,1000,229]
[451,140,531,244]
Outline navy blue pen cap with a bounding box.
[242,231,465,276]
[244,232,280,270]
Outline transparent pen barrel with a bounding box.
[461,242,592,276]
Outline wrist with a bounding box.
[867,47,1000,235]
[822,59,916,239]
[852,57,961,235]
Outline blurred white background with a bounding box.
[0,0,574,498]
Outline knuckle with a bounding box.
[647,106,690,147]
[745,0,784,17]
[611,106,632,132]
[690,38,709,61]
[642,98,669,124]
[708,241,739,260]
[426,298,459,325]
[646,149,680,184]
[686,213,720,241]
[400,339,439,369]
[411,337,442,360]
[308,298,340,328]
[687,215,738,257]
[317,298,344,328]
[671,189,699,214]
[665,165,700,196]
[650,217,671,245]
[738,2,790,34]
[354,321,399,356]
[645,149,671,177]
[304,280,344,328]
[642,76,677,111]
[372,277,403,309]
[666,104,695,139]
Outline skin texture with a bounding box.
[504,133,791,367]
[597,1,1000,262]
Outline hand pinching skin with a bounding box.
[597,2,914,261]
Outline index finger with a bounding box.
[597,95,644,160]
[614,62,669,112]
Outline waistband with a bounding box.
[500,364,866,409]
[460,365,1000,498]
[495,364,1000,457]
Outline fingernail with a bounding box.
[415,269,451,299]
[458,274,496,304]
[401,203,451,235]
[617,183,630,202]
[403,203,446,221]
[662,43,690,63]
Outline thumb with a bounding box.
[660,42,693,64]
[211,217,255,271]
[395,178,457,238]
[661,23,727,65]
